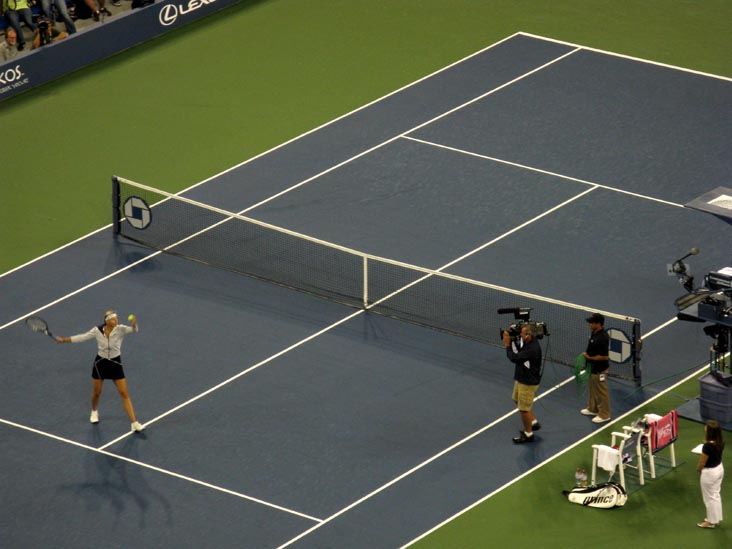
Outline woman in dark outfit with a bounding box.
[697,419,724,528]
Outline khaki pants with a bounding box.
[512,381,539,412]
[587,372,610,419]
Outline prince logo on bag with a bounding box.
[563,482,628,508]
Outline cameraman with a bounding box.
[503,324,542,443]
[32,17,68,49]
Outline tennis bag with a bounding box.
[563,482,627,508]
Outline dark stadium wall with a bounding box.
[0,0,241,101]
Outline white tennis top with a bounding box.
[70,324,137,358]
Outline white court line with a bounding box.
[643,316,677,339]
[0,225,110,280]
[519,32,732,83]
[0,418,322,523]
[403,136,685,209]
[0,252,164,333]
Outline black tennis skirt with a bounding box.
[91,356,125,380]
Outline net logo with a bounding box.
[608,328,632,364]
[124,196,152,230]
[159,0,216,26]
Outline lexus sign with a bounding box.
[159,0,217,26]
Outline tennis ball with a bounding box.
[128,314,135,322]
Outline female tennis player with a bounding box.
[55,310,144,433]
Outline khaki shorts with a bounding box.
[512,381,539,412]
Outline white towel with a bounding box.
[597,445,619,472]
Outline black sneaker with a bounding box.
[512,431,534,444]
[531,421,541,432]
[93,10,100,21]
[111,0,120,4]
[100,7,112,15]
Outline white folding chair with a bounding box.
[619,411,678,483]
[591,431,633,489]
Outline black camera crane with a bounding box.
[671,247,732,372]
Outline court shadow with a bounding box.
[107,239,161,273]
[57,434,171,528]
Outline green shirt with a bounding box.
[3,0,32,11]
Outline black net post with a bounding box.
[632,319,642,385]
[112,176,121,235]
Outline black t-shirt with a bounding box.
[586,328,610,374]
[703,441,724,468]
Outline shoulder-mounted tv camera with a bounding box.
[498,307,550,340]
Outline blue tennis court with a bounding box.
[1,33,731,548]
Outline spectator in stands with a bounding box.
[2,0,36,51]
[40,0,77,35]
[84,0,112,22]
[697,419,724,529]
[1,27,19,60]
[72,0,112,22]
[32,16,68,49]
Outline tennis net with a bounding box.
[113,176,642,382]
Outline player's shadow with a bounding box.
[56,430,171,528]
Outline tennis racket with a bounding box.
[25,316,55,340]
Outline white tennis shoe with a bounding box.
[90,410,99,424]
[131,421,145,432]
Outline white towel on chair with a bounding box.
[597,445,619,472]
